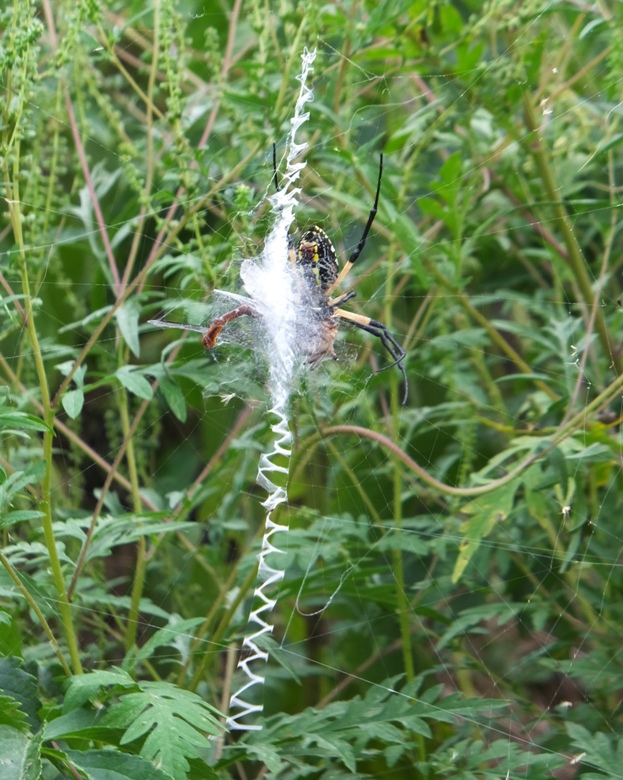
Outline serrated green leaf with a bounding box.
[437,603,522,651]
[305,734,356,772]
[376,531,429,555]
[240,743,282,773]
[452,482,519,582]
[107,683,223,778]
[0,463,45,513]
[131,616,204,668]
[0,510,44,530]
[566,722,623,775]
[0,658,41,732]
[0,696,30,731]
[76,516,196,564]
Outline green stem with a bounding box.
[372,201,419,710]
[6,150,82,675]
[323,362,623,499]
[117,386,145,652]
[383,240,415,684]
[522,95,622,375]
[0,550,72,676]
[188,557,260,693]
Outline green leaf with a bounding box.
[63,668,137,712]
[566,722,623,776]
[159,375,187,422]
[436,603,522,651]
[386,210,428,287]
[108,683,223,778]
[56,362,87,388]
[52,677,223,780]
[130,616,204,669]
[58,305,113,334]
[0,463,46,516]
[0,408,51,435]
[59,516,197,564]
[0,726,41,780]
[43,708,111,742]
[116,299,141,358]
[0,696,30,731]
[62,388,84,419]
[452,481,519,582]
[579,17,606,39]
[63,748,178,780]
[115,367,153,400]
[0,510,44,530]
[0,658,41,732]
[566,442,612,462]
[417,195,447,222]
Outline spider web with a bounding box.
[1,2,622,778]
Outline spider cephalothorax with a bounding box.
[296,225,339,292]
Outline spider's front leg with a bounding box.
[202,305,258,348]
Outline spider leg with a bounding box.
[328,290,356,307]
[325,154,383,298]
[334,307,408,404]
[361,323,406,371]
[148,319,207,335]
[202,305,258,348]
[149,307,259,349]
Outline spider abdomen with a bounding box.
[301,316,339,368]
[296,225,339,292]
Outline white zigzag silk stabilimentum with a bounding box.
[226,46,317,732]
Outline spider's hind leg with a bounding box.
[333,308,408,404]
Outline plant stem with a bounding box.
[0,550,72,676]
[5,148,82,675]
[384,233,415,683]
[522,95,622,375]
[118,385,146,652]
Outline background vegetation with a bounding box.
[2,0,623,777]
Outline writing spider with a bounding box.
[150,153,408,404]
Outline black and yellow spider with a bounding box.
[200,154,408,403]
[150,155,408,402]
